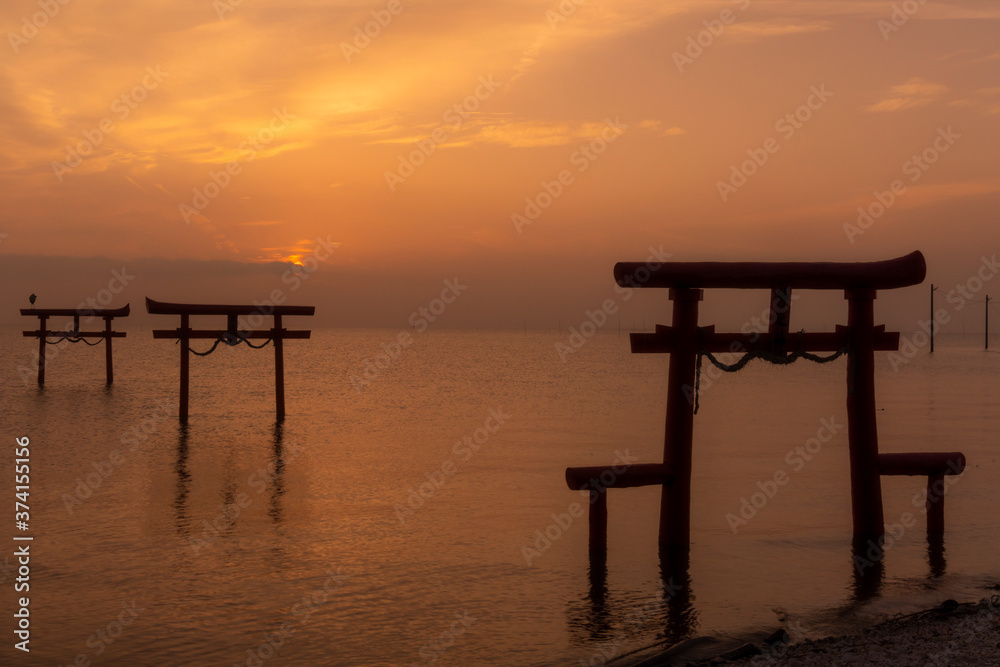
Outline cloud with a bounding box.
[727,20,833,40]
[866,78,948,112]
[383,117,681,148]
[638,120,685,137]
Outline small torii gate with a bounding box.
[567,251,966,552]
[146,298,315,422]
[20,305,130,385]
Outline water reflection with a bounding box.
[851,530,949,602]
[172,423,289,540]
[174,422,191,534]
[659,546,698,647]
[927,533,946,578]
[581,551,612,640]
[568,546,699,650]
[268,421,286,524]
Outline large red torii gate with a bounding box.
[567,251,965,551]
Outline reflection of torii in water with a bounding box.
[565,251,966,616]
[174,422,290,555]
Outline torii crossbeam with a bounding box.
[567,251,965,552]
[146,298,315,422]
[20,305,130,385]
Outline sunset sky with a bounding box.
[1,0,998,329]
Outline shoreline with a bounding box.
[614,595,1000,666]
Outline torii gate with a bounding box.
[567,251,965,552]
[146,298,315,422]
[20,305,130,385]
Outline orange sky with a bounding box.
[1,0,999,329]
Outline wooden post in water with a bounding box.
[658,288,702,549]
[845,289,885,539]
[104,316,114,384]
[36,315,47,386]
[589,489,608,552]
[926,473,945,535]
[274,313,285,422]
[930,283,936,353]
[986,295,991,350]
[179,314,190,423]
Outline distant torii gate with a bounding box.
[146,298,315,422]
[20,305,130,385]
[567,251,966,552]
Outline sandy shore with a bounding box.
[720,597,1000,666]
[620,596,1000,666]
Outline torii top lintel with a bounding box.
[614,250,926,291]
[145,298,314,317]
[20,304,131,317]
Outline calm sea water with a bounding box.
[1,326,997,665]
